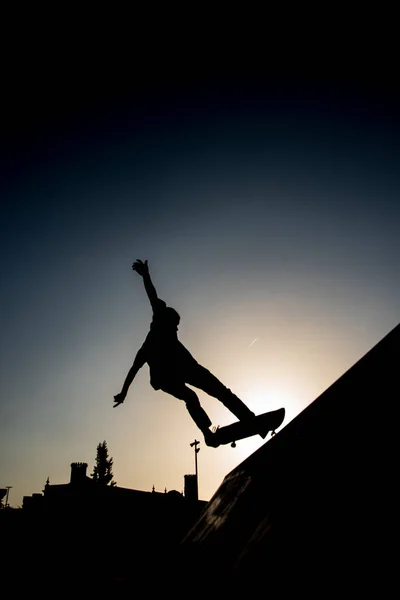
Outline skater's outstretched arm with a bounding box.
[132,259,159,310]
[113,347,146,407]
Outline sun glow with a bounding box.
[244,379,297,419]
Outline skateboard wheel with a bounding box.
[271,430,276,437]
[231,441,236,448]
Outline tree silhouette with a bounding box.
[91,440,116,486]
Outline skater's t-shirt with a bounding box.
[140,299,197,389]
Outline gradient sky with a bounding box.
[1,67,399,506]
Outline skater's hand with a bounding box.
[113,393,126,408]
[132,259,149,277]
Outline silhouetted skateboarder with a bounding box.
[114,259,256,447]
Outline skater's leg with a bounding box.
[185,365,255,422]
[160,383,211,431]
[160,382,219,447]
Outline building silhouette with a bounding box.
[5,461,206,587]
[23,461,206,528]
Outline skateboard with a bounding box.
[212,408,285,447]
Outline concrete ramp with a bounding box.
[180,324,398,593]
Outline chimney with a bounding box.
[184,474,198,501]
[70,462,88,485]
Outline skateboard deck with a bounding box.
[213,408,285,447]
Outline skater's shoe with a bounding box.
[203,428,220,448]
[255,421,269,439]
[242,414,268,439]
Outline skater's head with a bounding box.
[164,307,180,329]
[151,304,181,331]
